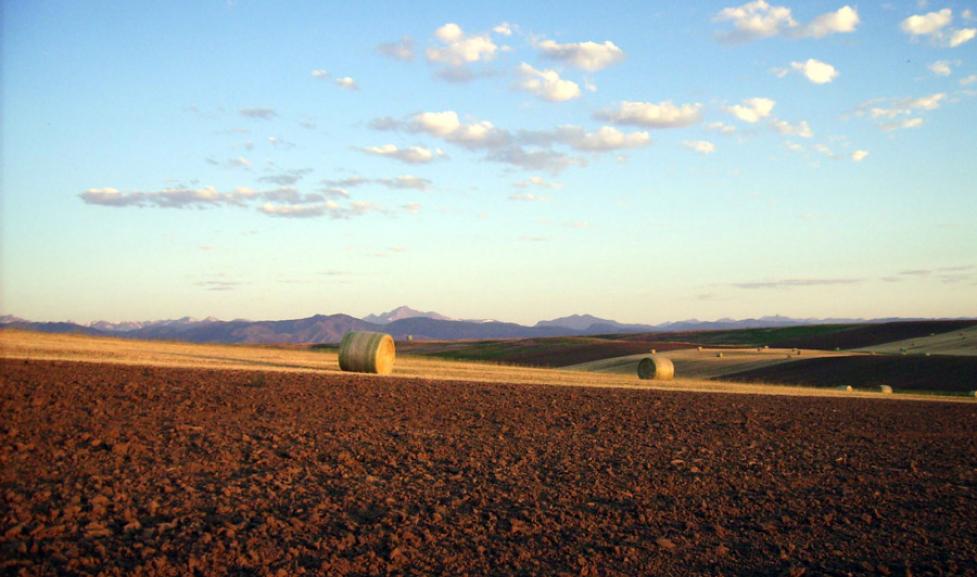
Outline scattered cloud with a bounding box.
[359,144,446,164]
[311,69,329,79]
[518,125,650,152]
[267,136,295,149]
[881,117,925,131]
[731,277,862,289]
[770,118,813,138]
[335,76,358,90]
[928,60,952,76]
[707,121,737,134]
[514,176,562,189]
[790,58,838,84]
[595,100,702,128]
[240,107,277,120]
[206,156,252,170]
[426,22,499,81]
[901,8,975,47]
[377,36,414,61]
[517,62,581,102]
[321,175,432,191]
[714,2,859,42]
[260,199,385,219]
[851,149,869,162]
[813,143,837,159]
[961,74,977,86]
[257,168,313,186]
[508,192,549,202]
[536,39,625,71]
[726,97,775,123]
[493,22,514,36]
[683,140,716,154]
[857,93,944,131]
[80,186,251,209]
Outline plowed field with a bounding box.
[3,359,977,576]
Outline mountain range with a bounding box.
[0,309,962,345]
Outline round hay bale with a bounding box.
[836,385,853,392]
[968,390,977,398]
[338,331,395,375]
[697,346,703,352]
[637,356,674,381]
[716,352,724,359]
[877,384,893,394]
[649,348,656,354]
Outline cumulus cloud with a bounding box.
[714,2,859,42]
[851,149,869,162]
[358,144,446,164]
[514,176,562,189]
[595,100,702,128]
[928,60,953,76]
[536,39,625,71]
[377,36,414,61]
[800,5,860,37]
[259,200,385,219]
[240,108,277,120]
[517,63,581,102]
[707,121,737,134]
[80,186,252,209]
[311,69,329,79]
[901,9,975,47]
[493,22,514,36]
[684,140,716,154]
[508,192,549,202]
[790,58,838,84]
[335,76,358,90]
[426,22,499,81]
[726,97,775,123]
[518,125,650,151]
[257,168,313,186]
[901,8,952,36]
[770,118,813,138]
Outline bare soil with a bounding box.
[2,359,977,576]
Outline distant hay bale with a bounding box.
[649,348,656,354]
[877,384,893,394]
[836,385,853,392]
[637,356,674,381]
[338,331,396,375]
[716,352,724,358]
[697,346,703,352]
[969,390,977,398]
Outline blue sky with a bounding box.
[2,1,976,324]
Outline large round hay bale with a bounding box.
[836,385,853,392]
[338,331,395,375]
[877,384,893,394]
[637,356,674,381]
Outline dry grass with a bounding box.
[1,329,971,403]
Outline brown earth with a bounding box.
[2,359,977,577]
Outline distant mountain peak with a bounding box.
[362,306,451,325]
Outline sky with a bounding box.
[2,1,976,325]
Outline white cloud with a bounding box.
[536,39,625,71]
[813,143,837,158]
[335,76,358,90]
[493,22,513,36]
[508,192,549,202]
[426,22,498,80]
[408,111,509,149]
[928,60,952,76]
[726,97,776,123]
[359,144,446,164]
[961,74,977,85]
[240,107,277,120]
[519,125,650,151]
[851,149,869,162]
[517,63,581,102]
[771,118,813,138]
[881,117,925,131]
[311,69,329,79]
[707,121,737,134]
[949,28,977,47]
[714,0,797,40]
[714,2,860,41]
[684,140,716,154]
[514,176,562,189]
[867,93,945,118]
[790,58,838,84]
[377,37,414,61]
[901,8,952,36]
[596,100,702,128]
[785,141,804,152]
[800,5,860,37]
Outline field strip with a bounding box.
[2,329,973,403]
